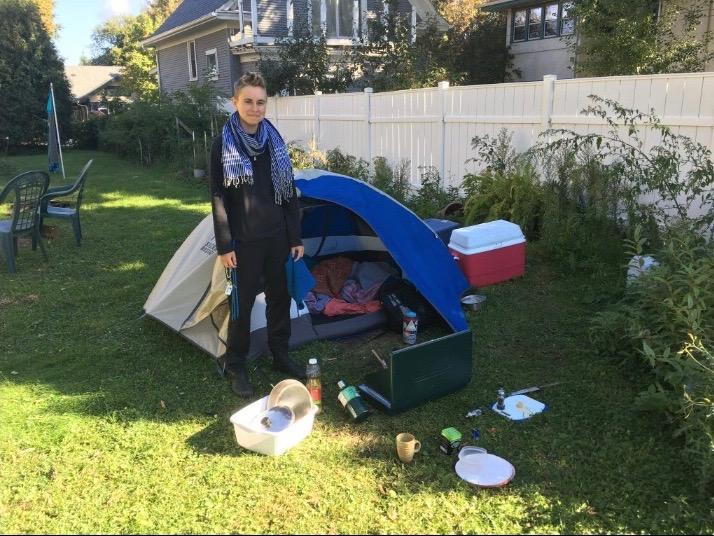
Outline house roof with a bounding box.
[152,0,228,36]
[482,0,535,12]
[65,65,123,100]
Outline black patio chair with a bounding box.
[40,160,93,247]
[0,170,50,273]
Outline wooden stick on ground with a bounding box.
[371,349,388,369]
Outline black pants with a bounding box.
[226,233,291,365]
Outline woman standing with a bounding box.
[210,72,305,397]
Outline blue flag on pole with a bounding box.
[47,90,60,174]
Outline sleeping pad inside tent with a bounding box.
[143,170,473,413]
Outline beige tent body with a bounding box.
[143,214,319,359]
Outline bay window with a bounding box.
[512,2,575,42]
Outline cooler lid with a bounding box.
[449,220,525,251]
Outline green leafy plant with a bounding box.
[537,147,625,271]
[462,130,541,237]
[468,128,520,174]
[590,225,714,489]
[409,166,460,219]
[325,148,369,181]
[99,80,224,169]
[571,0,713,77]
[259,19,353,96]
[71,116,107,150]
[539,96,714,240]
[370,156,411,204]
[461,163,543,239]
[287,142,326,170]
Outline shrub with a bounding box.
[539,95,714,242]
[370,156,411,204]
[462,128,543,239]
[590,225,714,489]
[461,163,543,240]
[468,128,520,174]
[325,148,369,180]
[538,148,625,271]
[98,81,225,169]
[71,116,107,150]
[409,166,461,219]
[287,142,326,170]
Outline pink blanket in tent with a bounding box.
[306,257,387,316]
[340,279,381,304]
[311,257,353,297]
[323,298,382,317]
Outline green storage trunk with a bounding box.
[358,329,473,414]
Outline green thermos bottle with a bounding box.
[336,380,371,422]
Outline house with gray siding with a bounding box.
[142,0,447,96]
[483,0,714,82]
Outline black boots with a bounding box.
[216,353,305,397]
[272,353,307,380]
[216,356,254,398]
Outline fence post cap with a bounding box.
[543,74,558,81]
[438,81,450,89]
[364,87,373,93]
[315,90,323,95]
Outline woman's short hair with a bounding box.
[233,72,267,96]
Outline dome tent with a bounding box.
[144,170,473,413]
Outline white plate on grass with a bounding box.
[455,453,515,488]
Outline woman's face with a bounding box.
[233,85,267,131]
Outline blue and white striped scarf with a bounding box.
[221,112,294,205]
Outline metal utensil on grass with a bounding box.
[509,382,562,397]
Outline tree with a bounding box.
[0,0,72,146]
[572,0,714,76]
[29,0,55,36]
[350,1,429,91]
[90,14,159,98]
[259,19,354,95]
[145,0,182,24]
[432,0,515,84]
[456,11,516,83]
[89,0,181,99]
[351,0,513,91]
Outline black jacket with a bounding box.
[210,134,302,255]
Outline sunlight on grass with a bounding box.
[90,192,210,214]
[112,261,148,273]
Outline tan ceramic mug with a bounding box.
[396,432,421,463]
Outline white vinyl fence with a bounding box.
[265,72,714,191]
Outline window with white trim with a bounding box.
[544,3,558,37]
[528,6,543,39]
[560,1,574,35]
[187,41,197,80]
[205,48,218,80]
[311,0,359,39]
[511,2,574,42]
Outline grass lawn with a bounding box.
[1,150,712,534]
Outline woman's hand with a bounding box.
[291,245,305,261]
[220,251,237,268]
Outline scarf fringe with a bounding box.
[223,175,254,188]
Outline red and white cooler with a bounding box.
[448,220,526,287]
